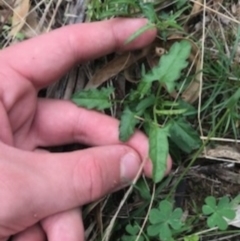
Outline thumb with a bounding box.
[0,143,141,237]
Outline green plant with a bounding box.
[71,87,114,110]
[202,196,236,230]
[121,224,145,241]
[147,200,183,241]
[72,40,201,183]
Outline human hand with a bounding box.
[0,18,172,241]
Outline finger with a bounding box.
[41,208,84,241]
[0,142,141,236]
[28,99,172,177]
[11,224,46,241]
[0,18,156,89]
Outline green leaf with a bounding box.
[147,223,162,237]
[205,196,217,209]
[218,196,230,209]
[135,94,155,112]
[119,106,139,142]
[169,208,183,230]
[143,40,191,92]
[126,224,139,235]
[202,205,213,215]
[207,214,228,230]
[135,178,151,200]
[139,2,157,23]
[226,88,240,109]
[169,118,201,153]
[72,87,114,110]
[148,199,183,239]
[219,208,236,219]
[159,223,172,241]
[231,194,240,207]
[137,77,152,99]
[203,195,237,230]
[149,125,169,183]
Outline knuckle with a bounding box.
[72,153,105,204]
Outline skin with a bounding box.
[0,18,172,241]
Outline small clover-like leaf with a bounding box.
[72,87,114,110]
[125,224,139,235]
[159,223,172,241]
[148,200,183,240]
[202,205,213,215]
[218,196,230,209]
[149,208,163,224]
[205,196,217,209]
[159,200,173,218]
[207,213,228,230]
[123,224,145,241]
[203,196,237,230]
[169,208,183,230]
[147,223,162,237]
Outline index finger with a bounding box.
[0,18,156,89]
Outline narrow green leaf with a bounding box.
[72,87,114,110]
[125,22,156,44]
[135,178,151,200]
[169,118,201,153]
[119,106,139,142]
[149,125,169,183]
[226,88,240,109]
[135,94,155,112]
[135,80,152,99]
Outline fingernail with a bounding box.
[121,152,141,183]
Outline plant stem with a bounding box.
[153,84,162,124]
